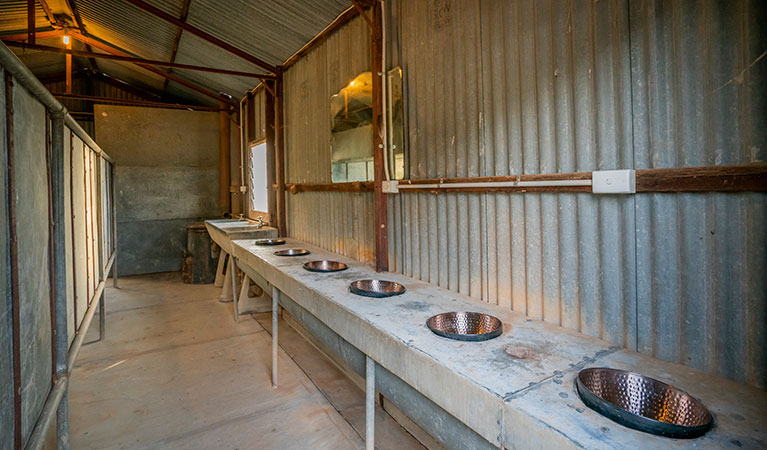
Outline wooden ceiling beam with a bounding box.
[68,31,236,107]
[52,93,225,111]
[1,29,64,41]
[68,0,101,72]
[121,0,278,74]
[163,0,192,91]
[4,41,274,79]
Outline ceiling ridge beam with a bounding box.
[121,0,278,74]
[4,41,274,79]
[68,31,236,107]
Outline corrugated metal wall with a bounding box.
[385,0,765,388]
[389,0,638,349]
[249,87,266,143]
[630,0,767,388]
[278,0,765,388]
[283,15,376,262]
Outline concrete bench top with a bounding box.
[205,219,277,254]
[232,238,766,449]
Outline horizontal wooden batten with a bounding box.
[283,181,374,193]
[636,164,767,192]
[281,164,766,195]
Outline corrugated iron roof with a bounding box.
[1,0,354,105]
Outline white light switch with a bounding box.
[592,170,636,194]
[382,180,399,194]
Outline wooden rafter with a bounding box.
[52,93,225,111]
[68,0,101,72]
[0,30,64,41]
[122,0,278,74]
[68,31,237,107]
[163,0,192,91]
[4,42,274,79]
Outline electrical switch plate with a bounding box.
[592,170,636,194]
[382,180,399,194]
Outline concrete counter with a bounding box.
[205,219,277,254]
[232,238,766,449]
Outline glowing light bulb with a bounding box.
[62,35,70,45]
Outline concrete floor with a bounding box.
[69,272,425,450]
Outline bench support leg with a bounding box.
[366,355,375,450]
[271,287,279,388]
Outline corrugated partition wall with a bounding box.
[1,60,116,446]
[630,0,766,388]
[384,0,766,389]
[283,15,377,262]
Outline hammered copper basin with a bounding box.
[274,249,311,257]
[255,238,285,246]
[349,280,405,298]
[426,312,502,341]
[303,260,348,272]
[576,368,713,438]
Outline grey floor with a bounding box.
[69,272,425,450]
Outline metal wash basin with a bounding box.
[255,238,286,246]
[274,249,311,257]
[349,280,406,298]
[575,368,713,439]
[426,312,503,341]
[303,260,348,272]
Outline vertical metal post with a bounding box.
[271,286,279,388]
[366,356,375,450]
[112,257,118,288]
[230,255,239,322]
[98,291,105,340]
[50,111,71,450]
[56,393,69,449]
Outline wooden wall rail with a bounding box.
[284,181,374,193]
[636,164,767,192]
[281,164,766,194]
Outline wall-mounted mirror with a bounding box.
[330,67,404,183]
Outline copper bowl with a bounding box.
[303,260,348,273]
[426,312,502,341]
[349,279,405,298]
[274,249,311,257]
[576,368,713,438]
[255,238,285,246]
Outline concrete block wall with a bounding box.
[95,105,224,276]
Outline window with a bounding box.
[248,142,268,220]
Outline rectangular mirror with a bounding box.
[330,67,404,183]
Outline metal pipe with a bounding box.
[366,355,376,450]
[68,254,114,372]
[271,286,279,388]
[397,179,593,190]
[5,69,22,450]
[0,42,66,115]
[56,394,70,449]
[25,377,69,450]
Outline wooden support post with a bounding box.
[265,83,277,226]
[371,1,389,272]
[274,74,287,236]
[27,0,35,44]
[219,106,231,214]
[65,40,72,94]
